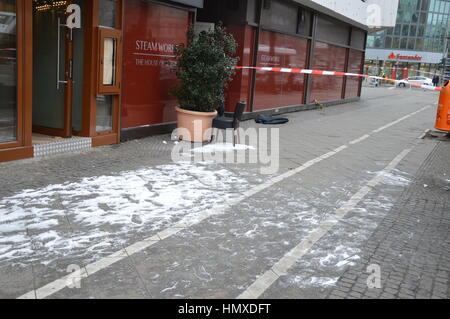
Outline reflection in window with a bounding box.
[400,38,407,49]
[99,0,117,28]
[0,0,17,143]
[385,36,392,48]
[96,95,113,132]
[103,37,116,86]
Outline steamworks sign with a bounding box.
[365,48,444,64]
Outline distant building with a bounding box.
[365,0,450,80]
[445,36,450,81]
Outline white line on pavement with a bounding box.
[17,105,431,299]
[237,148,413,299]
[372,105,431,134]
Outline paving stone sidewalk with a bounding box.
[328,141,450,299]
[0,87,448,299]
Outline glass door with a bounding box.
[32,0,84,138]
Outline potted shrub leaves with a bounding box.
[171,24,238,142]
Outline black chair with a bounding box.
[212,101,246,146]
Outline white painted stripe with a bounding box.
[17,106,430,299]
[322,71,335,75]
[237,148,412,299]
[417,129,431,140]
[349,134,370,145]
[372,105,431,133]
[301,70,313,74]
[280,68,292,73]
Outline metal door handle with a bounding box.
[56,18,68,90]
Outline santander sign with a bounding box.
[388,52,422,61]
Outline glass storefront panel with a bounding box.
[96,95,113,132]
[309,42,346,103]
[122,0,190,128]
[345,50,364,98]
[32,1,67,130]
[99,0,117,28]
[0,0,17,143]
[253,30,308,111]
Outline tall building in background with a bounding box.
[445,36,450,81]
[365,0,450,80]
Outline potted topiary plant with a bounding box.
[171,24,239,142]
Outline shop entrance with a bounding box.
[32,0,85,139]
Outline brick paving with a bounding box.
[0,87,448,299]
[328,142,450,299]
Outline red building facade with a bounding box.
[0,0,367,162]
[197,0,366,116]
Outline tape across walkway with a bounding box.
[236,66,443,92]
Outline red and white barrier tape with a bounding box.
[236,66,442,92]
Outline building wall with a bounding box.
[253,31,308,110]
[121,0,191,129]
[366,0,450,77]
[295,0,399,30]
[0,0,391,161]
[310,42,347,102]
[205,0,367,113]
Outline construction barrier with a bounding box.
[435,81,450,132]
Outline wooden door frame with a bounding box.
[32,1,80,139]
[81,0,122,147]
[0,0,33,162]
[1,0,124,163]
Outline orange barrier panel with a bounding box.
[436,81,450,132]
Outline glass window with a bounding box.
[415,38,424,50]
[402,24,410,36]
[103,37,116,86]
[99,0,117,28]
[410,24,417,36]
[296,8,312,36]
[374,36,383,48]
[419,12,427,24]
[407,38,415,49]
[96,95,113,132]
[385,36,393,48]
[400,38,408,48]
[0,0,17,144]
[366,35,375,48]
[351,28,366,50]
[418,25,425,37]
[393,37,400,48]
[316,15,350,45]
[261,0,298,34]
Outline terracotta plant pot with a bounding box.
[175,107,218,143]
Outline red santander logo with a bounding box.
[388,52,422,61]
